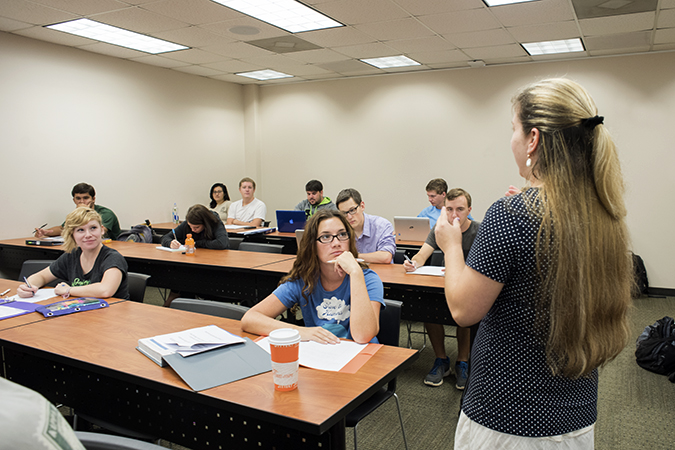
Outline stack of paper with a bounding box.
[137,325,244,367]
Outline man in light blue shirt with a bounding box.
[336,188,396,264]
[418,178,448,228]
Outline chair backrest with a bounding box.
[238,242,284,253]
[228,236,244,250]
[295,229,305,248]
[430,250,444,267]
[393,249,406,265]
[18,260,55,281]
[75,431,165,450]
[377,299,402,347]
[18,260,64,287]
[127,272,150,303]
[170,298,250,320]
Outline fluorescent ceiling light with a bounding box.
[236,69,293,80]
[360,55,421,69]
[522,38,585,55]
[211,0,343,33]
[46,19,188,54]
[483,0,538,6]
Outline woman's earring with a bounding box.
[526,157,532,168]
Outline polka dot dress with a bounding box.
[462,191,598,437]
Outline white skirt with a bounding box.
[454,411,594,450]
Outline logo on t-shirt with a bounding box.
[316,296,350,323]
[72,278,91,287]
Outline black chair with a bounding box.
[170,298,249,320]
[229,236,244,250]
[127,273,150,303]
[75,431,165,450]
[345,299,409,450]
[393,248,407,264]
[238,242,284,253]
[429,250,444,266]
[18,260,64,287]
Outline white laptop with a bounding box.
[394,216,431,242]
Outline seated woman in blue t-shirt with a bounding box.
[18,207,129,300]
[242,209,384,344]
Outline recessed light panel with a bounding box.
[360,55,421,69]
[236,69,293,80]
[211,0,343,33]
[522,38,585,55]
[46,19,188,54]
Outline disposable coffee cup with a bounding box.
[269,328,300,391]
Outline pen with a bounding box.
[404,254,417,269]
[34,223,48,235]
[172,229,178,241]
[23,277,32,288]
[0,288,10,296]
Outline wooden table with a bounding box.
[0,300,417,449]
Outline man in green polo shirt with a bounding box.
[34,182,121,240]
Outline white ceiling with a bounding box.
[2,0,674,85]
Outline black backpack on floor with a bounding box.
[635,316,675,382]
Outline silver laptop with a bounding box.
[394,216,431,242]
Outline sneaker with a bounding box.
[424,357,451,387]
[455,361,469,390]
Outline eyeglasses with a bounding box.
[213,190,223,194]
[316,232,350,244]
[343,205,360,216]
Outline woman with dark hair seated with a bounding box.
[161,204,229,250]
[208,183,231,222]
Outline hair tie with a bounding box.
[581,115,604,129]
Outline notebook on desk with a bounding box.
[276,210,306,233]
[394,217,430,242]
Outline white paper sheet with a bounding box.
[406,266,445,277]
[4,289,57,304]
[156,245,186,252]
[256,337,368,372]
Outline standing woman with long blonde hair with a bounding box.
[436,78,632,448]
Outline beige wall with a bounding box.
[0,31,246,237]
[256,52,675,289]
[1,31,673,289]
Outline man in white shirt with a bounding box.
[227,177,267,227]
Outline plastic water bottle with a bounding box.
[185,234,195,256]
[172,203,179,224]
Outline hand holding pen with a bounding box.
[170,228,182,249]
[403,254,417,272]
[17,277,38,298]
[33,223,48,238]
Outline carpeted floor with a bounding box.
[108,290,675,449]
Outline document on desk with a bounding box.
[3,289,57,304]
[156,245,186,252]
[256,337,371,372]
[406,266,445,277]
[0,301,40,320]
[225,224,255,230]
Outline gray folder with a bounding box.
[164,337,271,391]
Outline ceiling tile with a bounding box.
[211,73,260,83]
[153,25,234,47]
[29,0,131,16]
[285,48,350,64]
[579,11,656,36]
[443,28,515,48]
[661,0,675,8]
[333,42,400,58]
[201,17,291,41]
[658,8,675,28]
[464,43,529,59]
[130,54,192,68]
[88,6,189,33]
[407,49,469,64]
[200,40,273,58]
[585,31,651,51]
[0,16,32,32]
[507,20,579,43]
[281,64,334,76]
[301,26,377,47]
[417,8,501,34]
[489,0,575,28]
[318,59,378,73]
[239,53,319,69]
[384,36,457,53]
[572,0,657,20]
[589,46,651,56]
[317,0,409,25]
[655,27,675,44]
[394,0,484,16]
[173,64,226,76]
[141,0,240,25]
[0,0,76,25]
[202,59,265,73]
[159,47,225,64]
[76,41,147,58]
[354,17,436,41]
